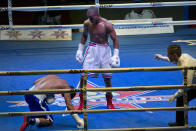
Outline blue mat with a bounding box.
[0,28,196,131]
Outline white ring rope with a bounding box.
[0,20,196,30]
[0,1,196,12]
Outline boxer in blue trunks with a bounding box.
[20,75,84,131]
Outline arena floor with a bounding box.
[0,28,196,131]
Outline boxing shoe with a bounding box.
[20,116,36,131]
[20,116,29,131]
[106,94,115,109]
[107,102,115,109]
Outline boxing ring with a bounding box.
[1,0,196,131]
[0,67,196,131]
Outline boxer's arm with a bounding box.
[154,54,170,62]
[108,22,119,49]
[63,93,75,110]
[76,22,88,63]
[107,22,120,68]
[81,22,88,44]
[63,92,84,128]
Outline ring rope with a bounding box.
[0,107,195,117]
[0,1,196,12]
[58,126,195,131]
[0,66,196,130]
[0,66,195,76]
[1,85,196,96]
[1,20,196,30]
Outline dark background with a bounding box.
[0,0,195,28]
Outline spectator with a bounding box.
[124,0,156,19]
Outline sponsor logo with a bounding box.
[28,30,45,39]
[99,4,113,8]
[51,29,68,39]
[6,30,22,39]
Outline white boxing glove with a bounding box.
[45,94,56,104]
[110,48,120,68]
[76,43,84,63]
[154,54,170,61]
[72,114,84,128]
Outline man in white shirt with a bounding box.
[154,44,196,126]
[125,8,156,20]
[124,0,155,20]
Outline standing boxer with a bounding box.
[76,6,120,110]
